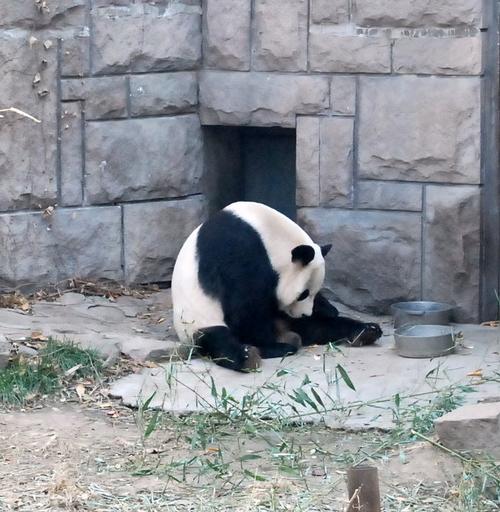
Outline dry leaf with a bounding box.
[31,331,48,342]
[32,72,41,85]
[466,369,483,378]
[43,40,53,50]
[480,320,499,328]
[75,384,85,400]
[42,205,55,219]
[29,36,38,47]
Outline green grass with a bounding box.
[0,338,103,405]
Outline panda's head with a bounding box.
[278,243,332,319]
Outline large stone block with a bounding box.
[393,36,482,75]
[296,117,320,207]
[0,207,122,289]
[92,3,201,74]
[309,26,391,73]
[0,0,86,29]
[319,117,353,207]
[298,208,421,313]
[311,0,349,24]
[423,185,480,322]
[61,77,127,119]
[330,76,356,116]
[124,196,206,283]
[203,0,251,70]
[253,0,307,71]
[199,71,330,127]
[0,33,57,211]
[60,102,83,206]
[359,77,481,184]
[435,403,500,458]
[61,31,91,77]
[353,0,484,28]
[358,181,422,211]
[85,115,203,204]
[130,72,197,117]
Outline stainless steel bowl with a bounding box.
[394,324,456,358]
[391,301,454,329]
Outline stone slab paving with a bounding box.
[0,290,187,363]
[109,325,499,430]
[1,291,498,431]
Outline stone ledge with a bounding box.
[435,402,500,458]
[199,71,330,127]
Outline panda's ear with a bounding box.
[321,244,332,257]
[291,245,315,266]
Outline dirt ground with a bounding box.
[0,399,490,512]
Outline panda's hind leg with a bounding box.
[195,326,261,371]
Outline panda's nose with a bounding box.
[302,313,308,318]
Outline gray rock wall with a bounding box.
[0,0,492,321]
[0,0,205,291]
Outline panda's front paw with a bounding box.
[349,322,382,347]
[241,344,262,371]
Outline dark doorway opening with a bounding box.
[203,126,297,220]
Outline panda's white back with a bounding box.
[171,225,225,344]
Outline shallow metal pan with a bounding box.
[394,324,456,358]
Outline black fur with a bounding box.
[321,244,332,257]
[280,292,383,347]
[196,210,284,370]
[291,245,315,265]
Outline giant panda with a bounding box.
[172,201,382,372]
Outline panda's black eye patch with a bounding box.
[297,289,310,302]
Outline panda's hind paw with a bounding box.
[241,345,262,371]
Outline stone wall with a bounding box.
[0,0,495,322]
[0,1,206,290]
[201,0,489,322]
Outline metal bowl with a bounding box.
[394,324,456,358]
[391,301,454,329]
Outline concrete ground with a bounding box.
[1,290,499,430]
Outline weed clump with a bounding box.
[0,339,102,405]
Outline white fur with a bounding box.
[172,201,326,344]
[172,225,225,343]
